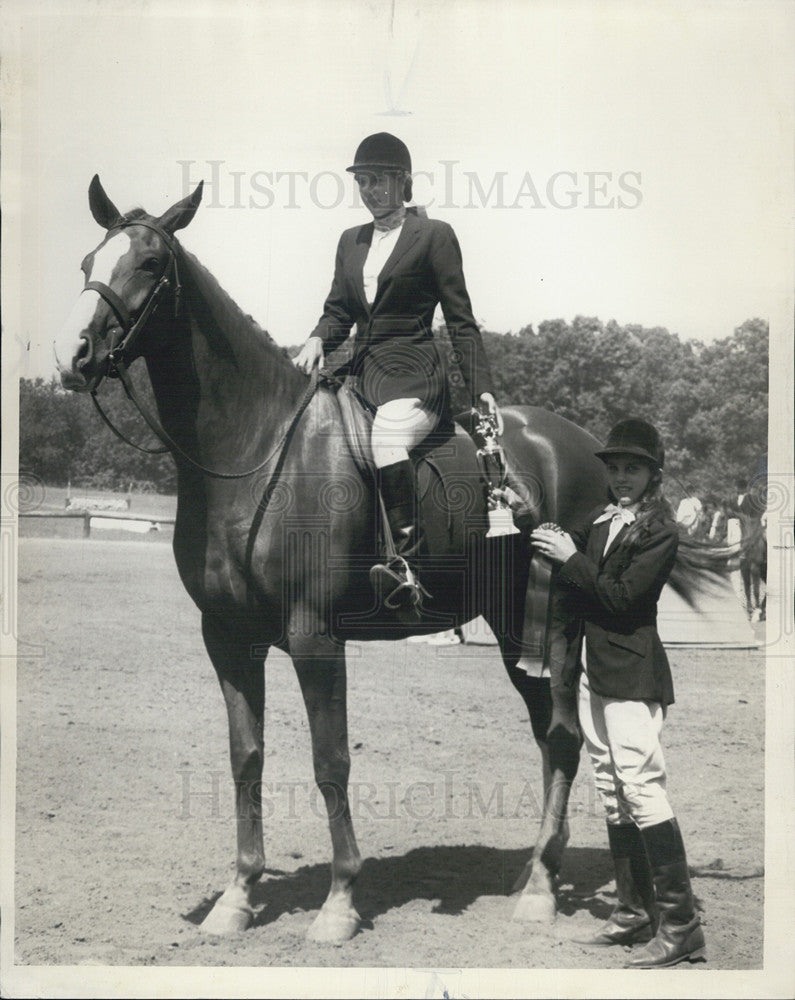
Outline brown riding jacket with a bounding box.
[310,210,495,414]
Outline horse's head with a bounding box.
[54,175,203,392]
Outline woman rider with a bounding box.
[293,132,501,614]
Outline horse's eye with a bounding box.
[141,257,161,273]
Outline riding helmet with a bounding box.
[346,133,412,174]
[595,418,665,469]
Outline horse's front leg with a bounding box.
[291,628,362,943]
[200,612,266,935]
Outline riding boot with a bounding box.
[625,818,706,968]
[575,823,657,946]
[370,460,428,615]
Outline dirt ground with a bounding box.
[11,530,768,989]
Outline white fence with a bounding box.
[21,510,175,537]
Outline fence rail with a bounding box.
[20,510,175,538]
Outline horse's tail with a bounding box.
[669,532,740,607]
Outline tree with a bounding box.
[19,373,177,492]
[20,317,768,501]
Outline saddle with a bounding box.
[330,374,552,673]
[335,376,495,557]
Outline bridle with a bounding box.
[86,218,180,456]
[87,218,183,377]
[85,218,320,480]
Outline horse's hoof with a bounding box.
[306,901,361,943]
[200,888,253,935]
[512,891,557,923]
[200,901,253,935]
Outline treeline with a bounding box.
[475,316,768,499]
[19,371,178,493]
[19,317,767,499]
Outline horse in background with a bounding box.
[738,491,767,623]
[723,483,767,622]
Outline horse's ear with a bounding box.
[157,181,204,234]
[88,174,124,229]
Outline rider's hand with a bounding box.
[530,526,577,564]
[491,486,523,510]
[479,392,504,436]
[293,337,324,374]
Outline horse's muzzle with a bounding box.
[59,368,89,391]
[55,334,101,392]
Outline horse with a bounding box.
[737,495,767,623]
[53,176,705,944]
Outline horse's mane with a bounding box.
[179,244,288,362]
[125,209,294,377]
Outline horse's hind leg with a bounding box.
[740,564,753,619]
[751,567,765,622]
[200,613,266,935]
[501,660,581,922]
[489,557,581,922]
[291,632,362,943]
[507,669,582,922]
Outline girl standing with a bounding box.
[531,418,706,968]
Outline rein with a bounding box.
[86,216,320,480]
[91,388,169,455]
[109,357,319,480]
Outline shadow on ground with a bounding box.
[182,844,618,928]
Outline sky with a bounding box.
[2,0,793,385]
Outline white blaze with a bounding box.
[54,231,132,371]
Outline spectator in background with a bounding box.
[675,496,703,536]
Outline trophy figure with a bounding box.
[472,407,521,538]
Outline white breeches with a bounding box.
[578,669,675,829]
[371,397,437,468]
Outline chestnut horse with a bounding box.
[738,495,767,622]
[54,177,700,943]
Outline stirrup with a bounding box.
[370,555,430,610]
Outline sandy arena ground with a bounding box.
[10,529,771,994]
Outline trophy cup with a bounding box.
[472,407,521,538]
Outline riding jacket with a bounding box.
[310,210,495,414]
[554,506,678,705]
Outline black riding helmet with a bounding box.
[595,418,665,469]
[346,132,412,174]
[347,133,413,203]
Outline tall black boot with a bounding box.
[625,818,706,968]
[576,823,657,946]
[370,460,428,614]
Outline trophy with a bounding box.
[472,407,521,537]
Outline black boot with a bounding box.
[576,823,656,946]
[625,818,706,968]
[370,460,428,615]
